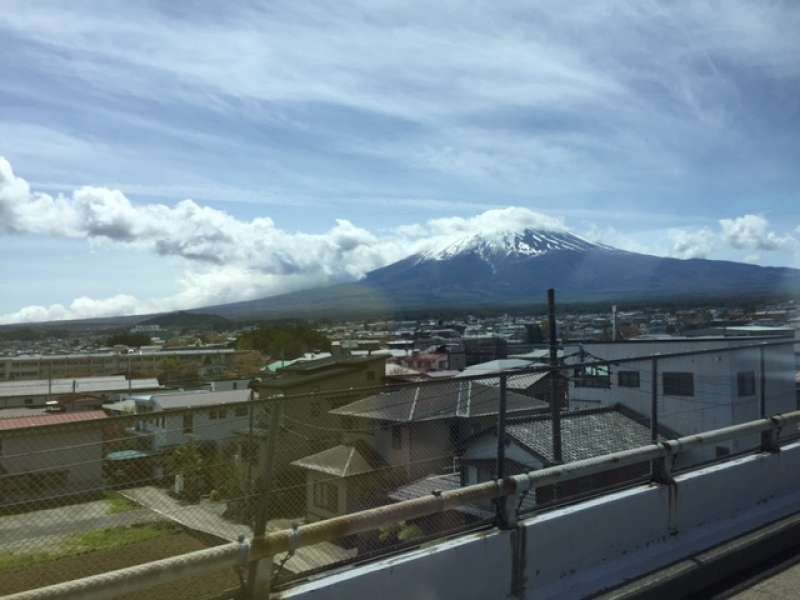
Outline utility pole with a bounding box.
[612,305,618,342]
[495,373,508,481]
[759,347,766,418]
[548,289,563,464]
[246,388,255,515]
[246,394,283,598]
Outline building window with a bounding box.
[618,371,640,388]
[313,481,339,512]
[737,371,756,397]
[183,414,194,434]
[574,365,611,388]
[663,372,694,397]
[24,398,33,405]
[392,426,403,450]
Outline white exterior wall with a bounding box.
[568,340,796,460]
[138,408,249,450]
[304,470,346,522]
[281,441,800,600]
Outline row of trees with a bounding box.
[236,324,331,360]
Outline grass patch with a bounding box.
[68,525,170,552]
[0,524,176,573]
[104,492,138,514]
[0,552,53,571]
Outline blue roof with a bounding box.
[106,450,150,461]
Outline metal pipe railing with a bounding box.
[6,408,800,600]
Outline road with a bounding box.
[0,499,162,553]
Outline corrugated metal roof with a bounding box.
[6,349,236,362]
[0,376,160,398]
[140,389,251,409]
[455,359,533,377]
[0,410,108,431]
[331,381,547,423]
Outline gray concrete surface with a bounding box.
[0,499,162,553]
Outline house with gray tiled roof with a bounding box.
[290,440,398,522]
[329,380,548,481]
[459,404,677,504]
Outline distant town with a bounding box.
[1,299,797,380]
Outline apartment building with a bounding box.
[0,349,242,381]
[567,336,797,460]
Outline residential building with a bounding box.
[330,380,549,479]
[0,411,107,503]
[0,349,243,381]
[0,375,162,409]
[291,441,394,522]
[463,336,508,366]
[567,337,797,461]
[238,355,389,508]
[289,380,548,522]
[258,354,388,437]
[131,389,253,451]
[459,405,674,504]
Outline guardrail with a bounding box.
[5,407,799,600]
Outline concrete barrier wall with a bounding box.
[280,441,800,600]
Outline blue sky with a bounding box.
[1,1,800,322]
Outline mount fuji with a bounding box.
[201,227,800,319]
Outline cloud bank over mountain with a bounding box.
[0,157,795,324]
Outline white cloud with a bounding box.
[668,227,716,259]
[3,156,799,324]
[0,157,569,324]
[667,214,797,261]
[719,214,792,251]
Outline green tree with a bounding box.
[236,324,331,360]
[165,444,206,501]
[158,357,200,387]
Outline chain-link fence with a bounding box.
[2,339,799,598]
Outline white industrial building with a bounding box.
[566,336,797,461]
[132,389,255,450]
[0,375,162,409]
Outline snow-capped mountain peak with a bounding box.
[418,228,606,262]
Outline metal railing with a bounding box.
[1,337,797,599]
[4,407,800,600]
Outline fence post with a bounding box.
[495,373,517,528]
[759,346,766,418]
[246,389,255,522]
[650,356,672,483]
[650,357,659,444]
[246,395,282,598]
[759,347,779,452]
[547,289,562,464]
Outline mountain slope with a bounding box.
[201,228,800,319]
